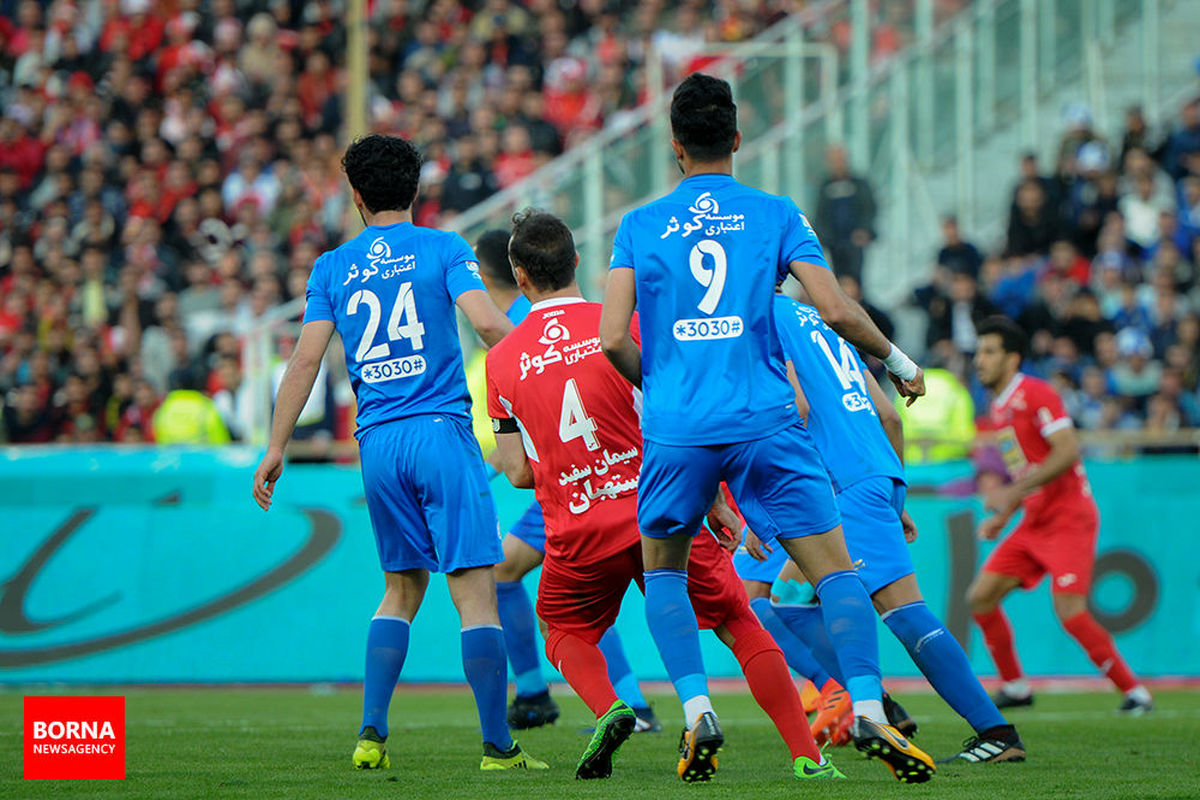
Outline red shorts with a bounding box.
[536,532,752,643]
[982,506,1099,594]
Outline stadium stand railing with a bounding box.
[446,0,1198,309]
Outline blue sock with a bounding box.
[495,580,546,698]
[814,570,882,706]
[598,628,648,709]
[361,616,410,739]
[461,625,513,751]
[644,569,708,705]
[772,602,845,686]
[883,601,1008,732]
[749,597,832,686]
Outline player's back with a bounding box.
[486,299,642,564]
[774,295,903,493]
[305,221,485,436]
[988,373,1093,519]
[611,174,824,446]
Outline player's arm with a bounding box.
[865,368,919,541]
[987,426,1081,520]
[457,289,514,348]
[492,426,534,489]
[866,368,903,464]
[784,360,810,421]
[253,319,335,510]
[600,267,641,388]
[789,260,925,405]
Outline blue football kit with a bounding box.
[305,221,501,573]
[609,173,840,542]
[735,295,913,594]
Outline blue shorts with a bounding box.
[507,502,546,553]
[358,414,502,573]
[732,528,791,584]
[838,475,913,595]
[638,422,841,543]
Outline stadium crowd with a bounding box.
[911,99,1200,435]
[0,0,835,444]
[0,0,1194,445]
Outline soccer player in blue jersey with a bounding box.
[737,293,1027,764]
[469,230,660,733]
[251,135,547,773]
[599,73,933,783]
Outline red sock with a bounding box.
[545,629,619,718]
[732,627,820,761]
[973,608,1024,682]
[1062,611,1139,692]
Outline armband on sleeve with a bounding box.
[492,417,519,434]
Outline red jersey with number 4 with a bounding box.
[486,298,643,565]
[987,373,1096,524]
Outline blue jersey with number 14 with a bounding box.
[774,294,904,492]
[610,174,828,446]
[304,221,486,437]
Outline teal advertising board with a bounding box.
[0,448,1195,683]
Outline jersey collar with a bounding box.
[530,296,587,312]
[993,372,1024,408]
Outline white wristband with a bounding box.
[883,343,918,382]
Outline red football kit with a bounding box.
[485,298,749,641]
[983,372,1100,594]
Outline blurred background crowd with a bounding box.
[0,0,1195,449]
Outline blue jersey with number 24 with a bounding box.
[304,221,486,437]
[774,294,904,492]
[610,174,827,445]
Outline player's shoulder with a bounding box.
[1018,373,1057,399]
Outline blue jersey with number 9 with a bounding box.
[304,221,486,437]
[775,294,904,492]
[610,174,827,445]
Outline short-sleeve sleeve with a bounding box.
[1030,381,1073,439]
[443,232,487,300]
[610,214,635,271]
[303,253,335,323]
[484,351,510,421]
[780,199,828,279]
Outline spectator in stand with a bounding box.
[442,134,500,215]
[1163,98,1200,181]
[837,272,893,343]
[1005,178,1058,257]
[814,144,876,283]
[1111,328,1163,409]
[925,269,1000,356]
[936,214,983,279]
[493,124,537,189]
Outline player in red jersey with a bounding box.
[486,210,842,781]
[968,317,1153,714]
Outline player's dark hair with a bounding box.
[977,316,1028,363]
[670,73,738,162]
[475,229,517,287]
[341,134,422,214]
[509,208,576,292]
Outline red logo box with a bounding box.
[24,696,125,780]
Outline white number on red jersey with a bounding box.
[559,377,600,451]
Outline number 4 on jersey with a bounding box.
[559,378,600,450]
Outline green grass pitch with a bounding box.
[3,687,1198,799]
